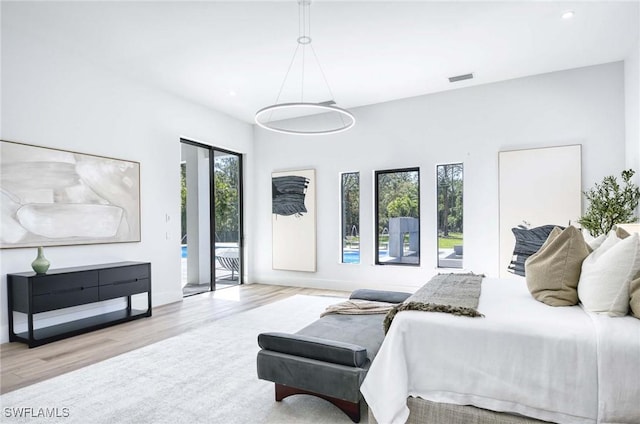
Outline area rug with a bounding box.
[0,295,368,424]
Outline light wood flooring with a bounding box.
[0,284,350,395]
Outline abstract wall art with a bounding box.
[1,140,141,248]
[272,169,316,272]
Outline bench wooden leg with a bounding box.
[275,383,361,423]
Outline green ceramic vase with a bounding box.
[31,246,50,274]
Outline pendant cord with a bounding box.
[269,43,301,123]
[309,43,345,126]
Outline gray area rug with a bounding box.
[1,295,367,424]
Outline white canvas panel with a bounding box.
[498,145,582,277]
[272,169,316,272]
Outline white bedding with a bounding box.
[589,312,640,424]
[361,278,640,424]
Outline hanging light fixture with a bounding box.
[255,0,355,136]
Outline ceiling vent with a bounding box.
[448,73,474,83]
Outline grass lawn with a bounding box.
[438,232,463,249]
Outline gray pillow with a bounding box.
[509,225,560,276]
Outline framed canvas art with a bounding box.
[0,140,141,248]
[272,169,316,272]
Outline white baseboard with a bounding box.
[253,276,420,294]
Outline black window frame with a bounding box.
[436,162,464,269]
[340,171,360,264]
[374,167,421,266]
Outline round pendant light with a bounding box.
[255,0,355,136]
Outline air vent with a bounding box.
[448,73,474,83]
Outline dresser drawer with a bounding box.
[31,271,99,295]
[32,287,100,313]
[100,278,150,300]
[99,264,149,285]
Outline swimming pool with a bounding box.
[342,250,388,264]
[342,251,360,264]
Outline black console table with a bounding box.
[7,261,152,348]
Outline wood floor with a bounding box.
[0,283,349,395]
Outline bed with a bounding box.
[360,277,640,424]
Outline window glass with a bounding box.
[375,168,420,265]
[341,172,360,264]
[437,163,463,268]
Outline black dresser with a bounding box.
[7,261,152,348]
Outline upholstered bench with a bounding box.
[256,289,411,423]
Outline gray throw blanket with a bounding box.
[320,300,397,317]
[383,272,485,333]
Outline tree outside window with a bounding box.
[437,163,463,268]
[375,168,420,266]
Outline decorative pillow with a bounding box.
[508,225,560,276]
[587,233,607,251]
[613,224,631,239]
[578,232,640,316]
[630,277,640,319]
[525,226,591,306]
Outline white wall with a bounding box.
[252,62,627,293]
[0,15,253,342]
[625,39,640,189]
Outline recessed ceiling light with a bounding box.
[229,90,237,97]
[561,10,575,20]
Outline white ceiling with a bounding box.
[4,1,639,124]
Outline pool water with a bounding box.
[342,251,360,264]
[185,246,386,264]
[342,250,388,264]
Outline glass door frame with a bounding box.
[180,138,244,291]
[212,146,244,288]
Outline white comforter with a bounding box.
[361,278,640,424]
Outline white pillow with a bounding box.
[577,232,640,316]
[587,233,607,251]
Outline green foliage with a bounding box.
[387,195,418,218]
[213,156,240,241]
[376,170,419,233]
[578,169,640,237]
[181,155,240,244]
[437,164,463,236]
[342,173,360,242]
[180,163,187,242]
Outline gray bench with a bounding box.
[256,289,411,422]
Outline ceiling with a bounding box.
[3,1,639,124]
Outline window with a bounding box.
[437,163,463,268]
[375,168,420,265]
[341,172,360,263]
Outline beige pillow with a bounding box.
[613,225,631,239]
[630,277,640,319]
[525,226,591,306]
[578,233,640,316]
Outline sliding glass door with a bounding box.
[213,149,242,287]
[180,140,243,296]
